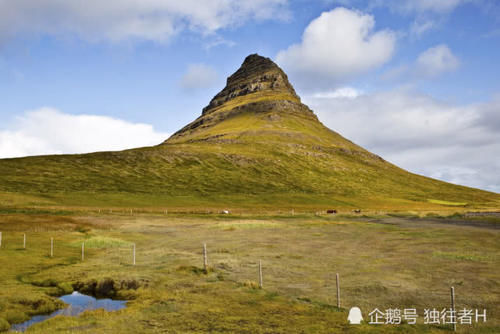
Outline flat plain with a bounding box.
[0,211,498,333]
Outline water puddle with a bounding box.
[11,291,127,332]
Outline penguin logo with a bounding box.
[348,307,363,324]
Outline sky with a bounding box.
[0,0,499,193]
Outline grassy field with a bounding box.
[1,95,499,212]
[0,212,498,333]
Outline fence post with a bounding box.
[50,238,54,257]
[133,243,136,265]
[203,243,208,273]
[23,233,26,249]
[451,286,456,332]
[81,242,85,261]
[336,273,341,308]
[259,260,263,289]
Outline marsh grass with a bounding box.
[0,213,498,333]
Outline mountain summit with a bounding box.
[168,54,317,142]
[202,53,300,114]
[0,54,498,210]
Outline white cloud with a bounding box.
[382,44,460,81]
[410,19,436,37]
[416,44,460,77]
[0,108,169,158]
[374,0,472,14]
[0,0,289,43]
[276,7,396,87]
[399,0,470,13]
[305,90,500,193]
[310,87,363,99]
[180,64,219,91]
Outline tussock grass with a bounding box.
[0,213,498,332]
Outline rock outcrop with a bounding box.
[202,54,300,115]
[168,54,317,142]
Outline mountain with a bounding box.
[0,54,498,211]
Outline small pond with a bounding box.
[11,291,127,332]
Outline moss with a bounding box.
[57,282,74,295]
[32,278,58,287]
[4,310,29,324]
[0,318,9,332]
[29,299,61,315]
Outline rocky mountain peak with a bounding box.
[202,54,300,115]
[167,54,317,142]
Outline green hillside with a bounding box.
[0,54,498,211]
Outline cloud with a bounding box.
[304,90,500,193]
[402,0,471,13]
[0,0,289,43]
[276,7,396,88]
[410,19,436,37]
[0,108,169,158]
[416,44,460,77]
[310,87,363,99]
[180,64,219,91]
[382,44,459,81]
[377,0,472,14]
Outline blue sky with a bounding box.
[0,0,499,192]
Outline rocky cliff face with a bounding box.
[168,54,317,142]
[202,54,300,115]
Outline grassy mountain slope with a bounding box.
[0,54,498,211]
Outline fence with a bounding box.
[0,231,484,331]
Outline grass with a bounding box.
[72,236,134,248]
[0,58,498,333]
[0,213,498,333]
[432,251,494,262]
[0,98,498,212]
[428,199,468,207]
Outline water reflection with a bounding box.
[11,291,127,332]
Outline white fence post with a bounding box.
[203,243,208,273]
[259,260,263,289]
[336,273,341,308]
[133,243,136,265]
